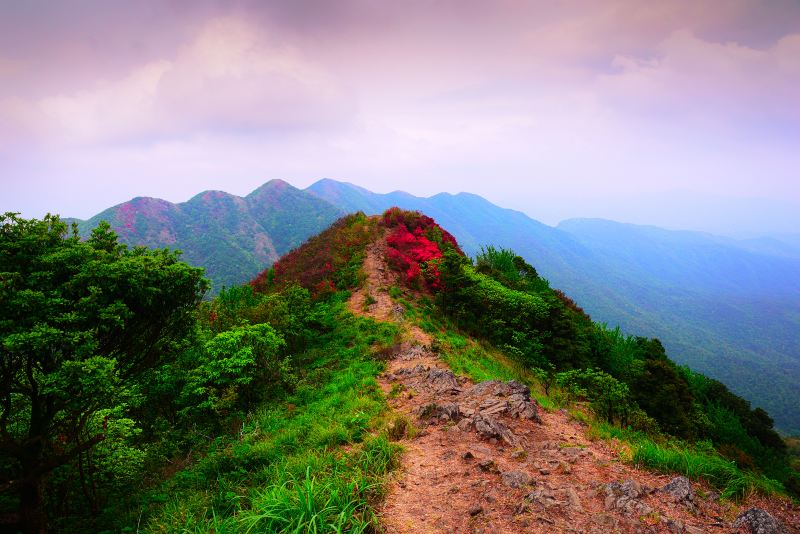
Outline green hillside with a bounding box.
[69,180,344,293]
[3,209,796,533]
[308,180,800,435]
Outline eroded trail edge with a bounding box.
[349,238,798,534]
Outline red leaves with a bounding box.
[382,208,461,291]
[251,213,379,297]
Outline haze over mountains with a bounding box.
[69,178,800,434]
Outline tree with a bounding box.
[180,323,289,421]
[0,214,207,533]
[630,359,696,439]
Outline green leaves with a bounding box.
[556,368,642,429]
[0,213,207,532]
[182,324,289,417]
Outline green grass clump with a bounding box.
[631,439,784,500]
[239,436,398,533]
[143,302,402,532]
[433,330,556,410]
[388,286,403,299]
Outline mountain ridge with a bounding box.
[68,179,344,292]
[68,178,800,434]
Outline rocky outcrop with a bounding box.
[399,365,542,446]
[661,476,696,510]
[733,507,788,534]
[603,479,655,517]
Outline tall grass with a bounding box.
[632,439,784,500]
[588,421,785,500]
[241,436,398,533]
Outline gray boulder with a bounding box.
[501,470,532,489]
[660,476,695,510]
[732,508,788,534]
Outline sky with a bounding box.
[2,0,799,237]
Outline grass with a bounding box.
[432,330,557,410]
[588,420,785,500]
[631,439,784,500]
[142,299,403,532]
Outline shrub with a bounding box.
[381,208,462,290]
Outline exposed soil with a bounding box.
[349,237,799,533]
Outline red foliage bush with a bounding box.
[381,207,463,291]
[251,213,378,297]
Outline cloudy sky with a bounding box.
[2,0,799,236]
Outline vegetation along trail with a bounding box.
[350,229,799,533]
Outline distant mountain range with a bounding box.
[68,178,800,434]
[69,180,343,290]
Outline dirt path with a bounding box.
[349,238,799,534]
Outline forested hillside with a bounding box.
[69,180,343,292]
[65,178,800,433]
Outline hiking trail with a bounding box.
[349,237,799,534]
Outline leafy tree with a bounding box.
[630,359,696,439]
[0,214,207,533]
[180,323,289,420]
[556,368,638,426]
[475,245,544,292]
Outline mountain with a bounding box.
[69,178,800,433]
[69,179,344,292]
[15,207,796,532]
[307,180,800,435]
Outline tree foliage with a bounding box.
[0,213,207,533]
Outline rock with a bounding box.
[604,480,653,517]
[732,508,788,534]
[462,451,475,461]
[563,486,583,513]
[525,488,560,509]
[539,468,550,475]
[437,402,461,421]
[464,380,531,400]
[660,476,695,510]
[501,470,532,489]
[427,368,462,395]
[506,380,531,397]
[457,418,474,432]
[560,447,584,463]
[662,518,684,533]
[464,380,506,398]
[609,479,644,499]
[479,398,509,416]
[478,460,499,473]
[469,504,483,517]
[508,397,542,423]
[473,413,518,446]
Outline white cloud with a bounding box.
[595,29,800,121]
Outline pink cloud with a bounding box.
[2,16,353,147]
